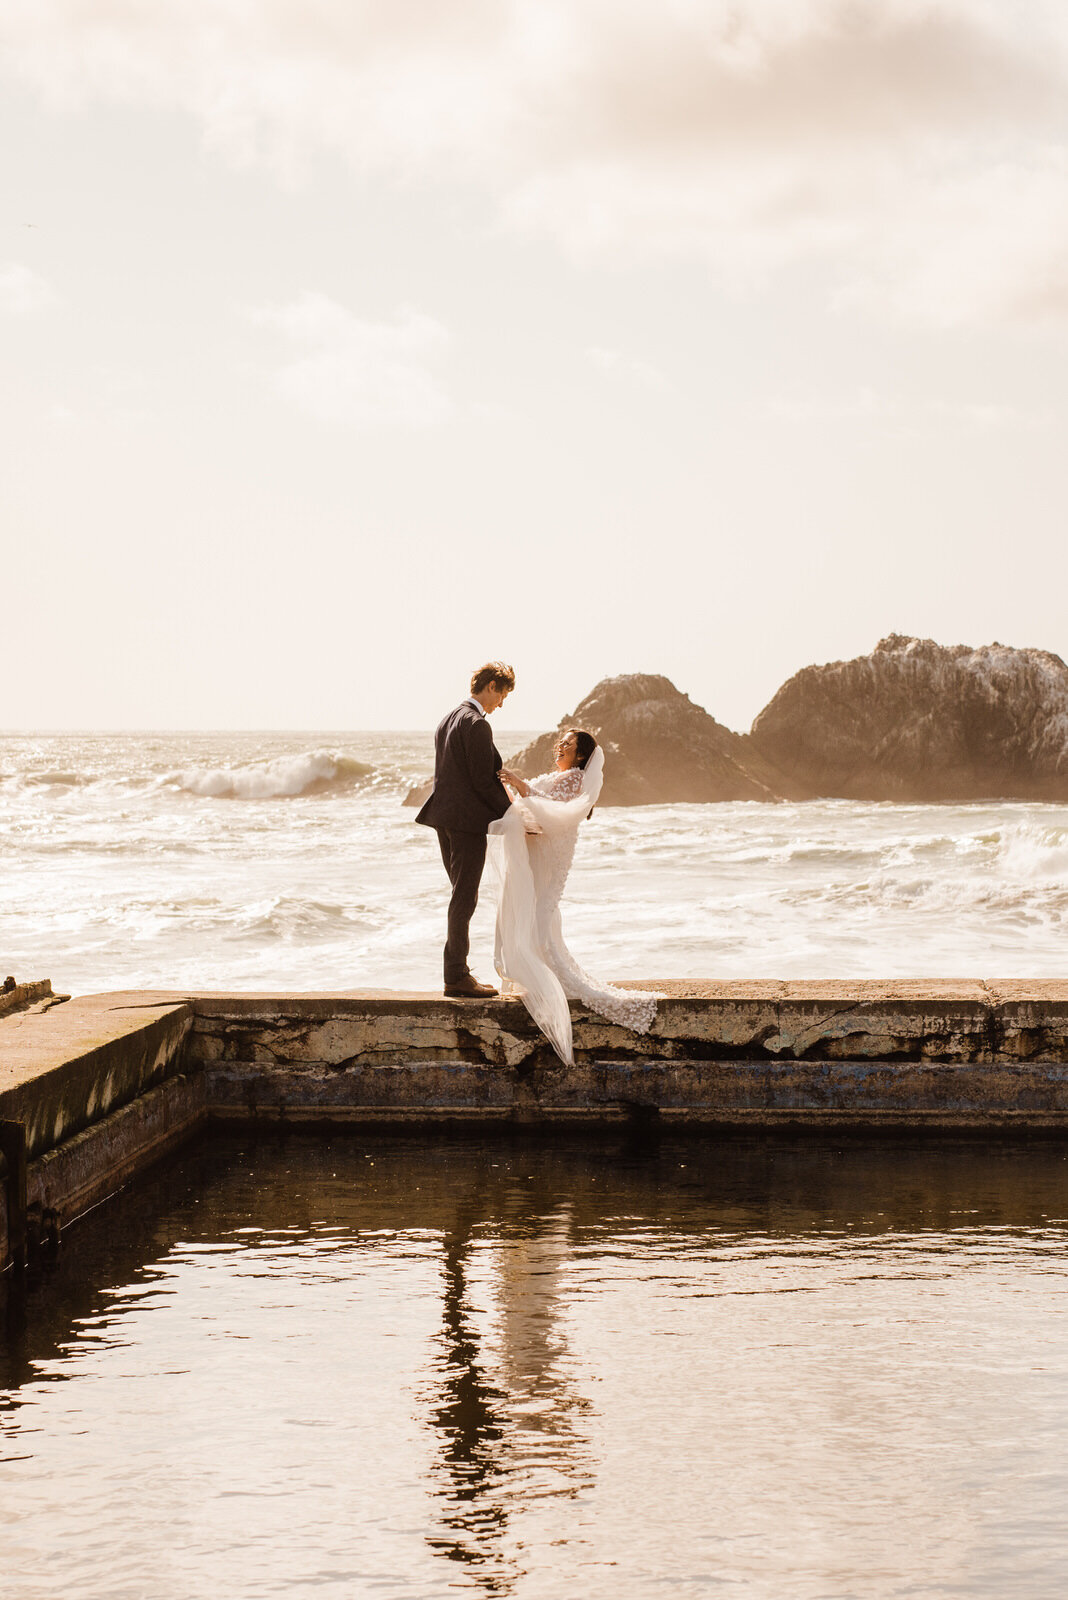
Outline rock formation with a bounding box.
[402,778,434,809]
[507,674,803,806]
[750,634,1068,801]
[404,638,1068,808]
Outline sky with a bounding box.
[3,0,1068,735]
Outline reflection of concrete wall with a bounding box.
[7,981,1068,1267]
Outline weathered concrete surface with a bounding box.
[190,982,1068,1066]
[0,994,198,1267]
[0,979,61,1021]
[7,983,1068,1271]
[26,1072,205,1220]
[0,993,194,1161]
[191,983,1068,1126]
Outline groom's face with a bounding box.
[485,683,511,714]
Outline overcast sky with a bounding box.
[3,0,1068,734]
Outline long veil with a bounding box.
[488,749,605,1066]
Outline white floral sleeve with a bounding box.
[527,768,584,802]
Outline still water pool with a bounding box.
[3,1134,1068,1599]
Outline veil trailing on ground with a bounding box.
[489,746,656,1066]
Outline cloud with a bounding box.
[831,152,1068,325]
[754,385,1053,431]
[5,2,1068,323]
[587,345,669,391]
[246,293,455,428]
[0,261,57,314]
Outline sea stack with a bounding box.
[750,634,1068,802]
[508,673,799,805]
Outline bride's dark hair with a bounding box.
[568,730,597,770]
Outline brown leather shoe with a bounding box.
[444,975,499,999]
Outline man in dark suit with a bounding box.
[416,662,517,997]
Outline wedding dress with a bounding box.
[489,746,657,1065]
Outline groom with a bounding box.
[416,662,517,998]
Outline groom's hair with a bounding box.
[471,661,516,695]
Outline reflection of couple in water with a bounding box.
[416,661,657,1065]
[429,1175,592,1586]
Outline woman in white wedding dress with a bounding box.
[490,730,657,1066]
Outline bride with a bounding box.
[491,730,657,1065]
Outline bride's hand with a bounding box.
[501,768,531,797]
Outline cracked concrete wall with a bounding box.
[190,984,1068,1070]
[7,983,1068,1268]
[6,985,1068,1227]
[189,984,1068,1125]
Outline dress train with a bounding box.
[489,750,657,1065]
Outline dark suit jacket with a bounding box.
[416,701,511,835]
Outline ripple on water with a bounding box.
[3,1136,1068,1598]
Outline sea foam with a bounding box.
[171,750,374,800]
[7,731,1068,995]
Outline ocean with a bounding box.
[2,730,1067,996]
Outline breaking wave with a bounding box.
[23,769,91,787]
[8,731,1068,992]
[995,820,1068,881]
[170,750,375,800]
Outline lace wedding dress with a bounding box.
[489,747,657,1065]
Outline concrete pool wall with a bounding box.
[4,980,1068,1268]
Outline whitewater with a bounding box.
[2,731,1068,997]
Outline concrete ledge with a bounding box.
[1,995,196,1268]
[1,1073,208,1268]
[189,982,1068,1071]
[7,984,1068,1268]
[27,1072,207,1223]
[0,979,58,1021]
[205,1055,1068,1128]
[0,994,194,1160]
[192,983,1068,1127]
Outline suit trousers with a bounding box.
[436,828,488,985]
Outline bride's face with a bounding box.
[554,733,578,771]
